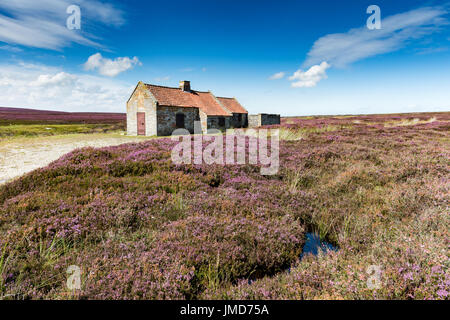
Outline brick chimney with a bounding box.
[179,80,191,92]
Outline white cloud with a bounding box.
[0,14,99,50]
[0,63,133,112]
[154,76,170,82]
[0,0,124,50]
[0,45,23,52]
[0,0,124,26]
[269,72,285,80]
[289,61,330,88]
[415,46,448,55]
[30,72,77,87]
[84,53,141,77]
[303,6,449,68]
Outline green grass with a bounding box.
[0,242,10,296]
[0,123,125,137]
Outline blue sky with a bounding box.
[0,0,449,115]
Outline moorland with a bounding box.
[0,111,448,299]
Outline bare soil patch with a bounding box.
[0,134,154,184]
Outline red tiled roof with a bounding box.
[145,84,232,116]
[196,91,232,116]
[217,97,248,114]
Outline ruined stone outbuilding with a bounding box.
[126,80,248,136]
[248,113,281,128]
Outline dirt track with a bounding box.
[0,134,155,185]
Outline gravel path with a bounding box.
[0,134,155,185]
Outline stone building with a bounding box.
[126,80,248,136]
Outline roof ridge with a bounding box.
[216,96,247,114]
[216,96,234,99]
[145,83,211,94]
[208,91,232,116]
[144,83,180,90]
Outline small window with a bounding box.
[218,117,225,127]
[176,113,185,128]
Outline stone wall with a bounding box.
[261,113,280,126]
[206,116,231,132]
[248,114,261,128]
[157,106,199,136]
[230,113,248,128]
[126,101,138,135]
[199,110,208,134]
[126,82,157,136]
[248,113,280,127]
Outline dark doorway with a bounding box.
[137,112,145,135]
[236,114,242,127]
[218,117,225,127]
[176,113,185,128]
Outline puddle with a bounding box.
[247,232,338,284]
[247,232,339,284]
[300,232,337,259]
[279,233,338,275]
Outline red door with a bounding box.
[137,112,145,135]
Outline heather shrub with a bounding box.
[0,137,306,299]
[0,112,448,299]
[153,214,304,294]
